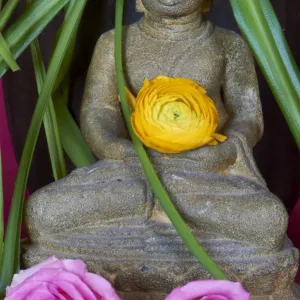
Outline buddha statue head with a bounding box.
[136,0,213,15]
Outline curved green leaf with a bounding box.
[260,0,300,92]
[30,39,67,181]
[52,0,78,93]
[0,0,19,31]
[115,0,227,280]
[230,0,300,150]
[0,33,19,71]
[0,0,69,77]
[0,0,88,293]
[53,88,96,168]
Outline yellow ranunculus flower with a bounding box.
[129,76,226,153]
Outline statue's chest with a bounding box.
[124,36,225,95]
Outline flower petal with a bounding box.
[53,280,85,300]
[5,281,44,299]
[165,280,250,300]
[9,256,59,288]
[25,282,56,300]
[84,272,121,300]
[131,76,226,153]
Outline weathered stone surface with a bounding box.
[23,0,299,298]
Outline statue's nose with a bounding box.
[159,0,180,6]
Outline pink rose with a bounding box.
[165,280,250,300]
[5,256,120,300]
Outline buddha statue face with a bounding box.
[138,0,211,17]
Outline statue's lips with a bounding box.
[158,0,180,6]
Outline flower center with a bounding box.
[157,100,191,125]
[174,111,181,119]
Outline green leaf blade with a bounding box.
[53,89,96,168]
[0,33,19,71]
[0,0,69,77]
[0,0,19,31]
[229,0,300,150]
[30,40,67,181]
[0,0,88,293]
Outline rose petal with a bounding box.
[51,270,97,300]
[201,296,229,300]
[165,280,250,300]
[85,272,121,300]
[9,256,59,288]
[53,280,85,300]
[6,258,119,300]
[5,281,44,299]
[48,285,70,300]
[48,259,87,279]
[8,268,62,296]
[25,282,56,300]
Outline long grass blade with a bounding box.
[50,0,95,167]
[0,0,70,77]
[30,39,67,180]
[260,0,300,91]
[52,0,77,92]
[0,33,19,71]
[53,87,96,168]
[230,0,300,150]
[0,0,19,31]
[0,1,88,294]
[115,0,227,280]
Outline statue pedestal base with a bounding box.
[23,221,300,299]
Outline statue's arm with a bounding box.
[222,32,264,148]
[80,32,136,160]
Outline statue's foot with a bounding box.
[22,221,299,299]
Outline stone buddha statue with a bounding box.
[23,0,300,299]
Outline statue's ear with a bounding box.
[136,0,146,13]
[201,0,213,12]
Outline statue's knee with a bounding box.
[25,187,58,239]
[260,199,288,249]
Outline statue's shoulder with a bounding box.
[213,26,251,57]
[95,23,139,51]
[95,29,115,50]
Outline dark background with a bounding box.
[3,0,300,211]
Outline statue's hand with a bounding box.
[147,137,238,172]
[180,137,238,171]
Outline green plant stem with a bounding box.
[0,0,87,294]
[30,39,67,180]
[0,33,19,71]
[0,0,19,31]
[50,0,95,166]
[0,0,69,77]
[53,87,96,168]
[115,0,227,280]
[52,0,77,92]
[230,0,300,150]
